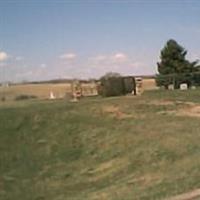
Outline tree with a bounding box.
[156,39,199,88]
[101,72,121,79]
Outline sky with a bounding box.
[0,0,200,82]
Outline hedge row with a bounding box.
[98,76,136,97]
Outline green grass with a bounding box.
[1,90,200,200]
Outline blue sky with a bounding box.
[0,0,200,82]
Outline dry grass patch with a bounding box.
[90,172,162,200]
[147,100,175,106]
[177,105,200,118]
[83,157,129,182]
[0,83,71,100]
[163,104,200,118]
[101,105,132,119]
[142,78,158,91]
[157,101,200,118]
[165,188,200,200]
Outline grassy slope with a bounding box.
[1,90,200,200]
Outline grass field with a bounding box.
[0,78,157,101]
[0,83,72,101]
[1,89,200,200]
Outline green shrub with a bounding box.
[100,77,125,97]
[99,76,136,97]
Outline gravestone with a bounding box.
[49,91,55,99]
[180,83,188,90]
[191,86,196,90]
[168,84,174,90]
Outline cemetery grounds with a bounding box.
[1,88,200,199]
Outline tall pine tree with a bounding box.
[156,39,199,88]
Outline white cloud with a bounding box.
[4,51,153,82]
[129,61,145,68]
[86,52,147,77]
[0,62,7,67]
[40,63,47,68]
[59,53,77,60]
[89,52,129,65]
[16,71,33,77]
[111,53,128,62]
[91,55,107,62]
[187,52,200,61]
[88,55,107,65]
[15,56,24,61]
[0,51,8,62]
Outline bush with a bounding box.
[99,76,136,97]
[100,77,124,97]
[15,94,37,101]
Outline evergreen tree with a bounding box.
[156,39,199,88]
[158,39,193,74]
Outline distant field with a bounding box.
[1,89,200,200]
[0,83,72,100]
[0,78,157,102]
[142,78,158,91]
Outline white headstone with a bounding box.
[180,83,188,90]
[168,84,174,90]
[191,86,196,90]
[50,91,55,99]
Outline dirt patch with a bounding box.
[175,101,196,106]
[157,102,200,118]
[101,105,132,119]
[147,100,175,106]
[102,105,119,113]
[127,173,161,187]
[165,188,200,200]
[164,104,200,118]
[177,105,200,118]
[147,100,197,107]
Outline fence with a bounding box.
[156,71,200,89]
